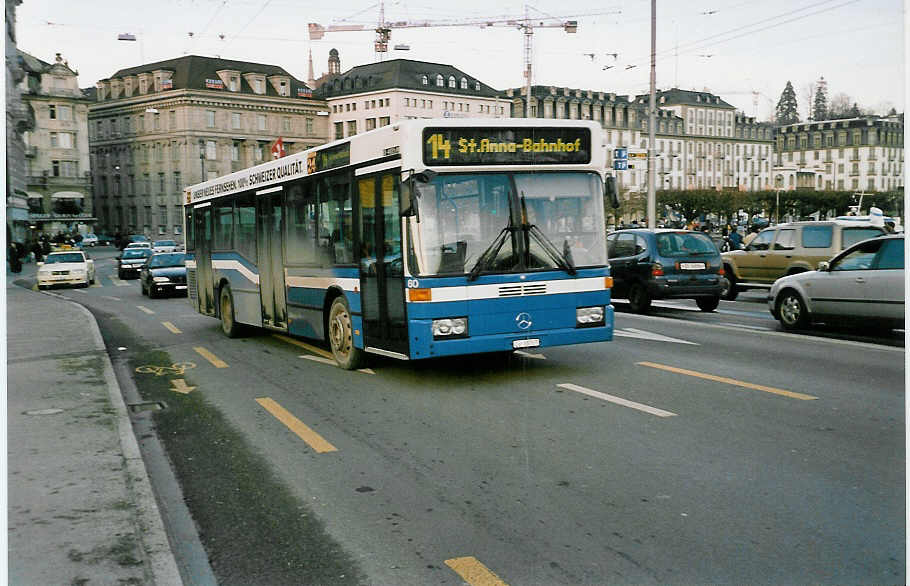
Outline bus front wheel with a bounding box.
[328,297,363,370]
[219,285,243,338]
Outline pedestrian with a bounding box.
[728,226,743,250]
[41,238,51,257]
[31,240,44,263]
[8,242,22,273]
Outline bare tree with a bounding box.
[828,92,853,118]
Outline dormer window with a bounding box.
[696,95,701,102]
[475,82,481,91]
[436,74,443,87]
[255,79,263,93]
[422,75,428,85]
[448,75,456,88]
[230,77,239,91]
[460,77,467,89]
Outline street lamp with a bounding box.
[199,139,206,182]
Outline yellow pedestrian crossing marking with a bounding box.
[255,397,337,453]
[162,321,182,334]
[445,557,509,586]
[637,361,818,401]
[194,346,228,368]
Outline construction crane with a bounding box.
[308,2,619,117]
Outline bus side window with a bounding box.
[286,181,317,265]
[234,192,257,261]
[185,208,195,250]
[318,176,354,266]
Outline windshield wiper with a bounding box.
[467,226,511,281]
[528,224,577,275]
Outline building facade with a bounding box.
[6,0,31,243]
[773,117,904,193]
[315,54,505,140]
[19,51,94,236]
[505,86,775,221]
[88,55,328,239]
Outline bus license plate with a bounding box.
[513,338,540,349]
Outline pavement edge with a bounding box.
[71,296,184,585]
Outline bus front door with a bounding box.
[194,205,216,316]
[358,173,408,356]
[256,192,288,330]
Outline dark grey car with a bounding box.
[139,252,188,298]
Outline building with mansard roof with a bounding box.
[773,116,904,193]
[18,51,94,236]
[313,52,506,140]
[89,55,328,239]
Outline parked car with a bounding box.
[721,220,886,300]
[37,250,95,289]
[769,234,903,331]
[140,252,188,298]
[120,234,150,249]
[80,234,99,247]
[607,229,724,313]
[152,239,178,253]
[117,248,152,279]
[94,234,114,246]
[125,241,152,250]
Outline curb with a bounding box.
[68,295,184,585]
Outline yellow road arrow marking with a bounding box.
[170,379,196,394]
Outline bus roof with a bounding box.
[184,118,605,206]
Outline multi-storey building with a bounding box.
[505,86,775,209]
[6,0,30,243]
[89,55,328,239]
[19,51,94,236]
[773,117,904,193]
[314,52,505,140]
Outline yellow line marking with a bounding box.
[637,361,818,401]
[444,557,509,586]
[162,321,182,334]
[137,305,155,314]
[255,397,337,453]
[302,355,338,366]
[272,334,333,359]
[194,346,229,368]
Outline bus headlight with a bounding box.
[432,317,468,339]
[576,306,605,327]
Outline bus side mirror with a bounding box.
[605,176,620,209]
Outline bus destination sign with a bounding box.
[423,127,591,166]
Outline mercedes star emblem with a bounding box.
[515,312,533,330]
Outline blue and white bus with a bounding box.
[183,118,619,369]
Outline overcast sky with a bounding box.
[15,0,906,121]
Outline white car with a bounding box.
[125,242,152,250]
[37,251,96,289]
[152,239,178,253]
[80,234,99,247]
[769,235,904,331]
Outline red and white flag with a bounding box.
[271,137,286,159]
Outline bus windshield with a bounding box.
[412,172,606,276]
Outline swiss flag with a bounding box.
[271,137,286,159]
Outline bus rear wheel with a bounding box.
[328,297,363,370]
[219,285,243,338]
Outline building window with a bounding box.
[154,113,161,130]
[255,143,264,161]
[143,173,151,195]
[436,74,444,87]
[305,118,313,135]
[231,142,240,161]
[174,171,181,191]
[206,110,216,128]
[460,77,467,89]
[59,105,72,121]
[255,79,264,94]
[347,120,357,136]
[366,118,376,131]
[232,112,241,128]
[334,122,343,140]
[448,75,456,88]
[230,77,239,91]
[421,75,428,85]
[257,114,267,131]
[206,140,217,160]
[159,172,166,194]
[283,117,291,132]
[169,110,177,128]
[49,104,57,119]
[379,116,390,127]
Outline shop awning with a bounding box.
[51,191,85,199]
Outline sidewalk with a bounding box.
[6,275,182,584]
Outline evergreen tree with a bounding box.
[812,77,828,121]
[848,103,863,118]
[775,81,800,126]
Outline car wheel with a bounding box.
[776,289,809,330]
[118,270,124,280]
[148,281,157,299]
[720,269,739,301]
[219,285,244,338]
[328,296,364,370]
[696,295,720,312]
[628,283,652,314]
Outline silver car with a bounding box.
[769,235,904,331]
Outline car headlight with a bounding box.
[432,317,468,338]
[71,269,86,276]
[576,306,605,326]
[153,276,170,283]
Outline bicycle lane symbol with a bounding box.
[135,362,197,376]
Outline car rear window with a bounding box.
[149,253,186,268]
[801,225,833,248]
[123,250,150,259]
[154,240,176,246]
[656,232,717,257]
[842,227,884,250]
